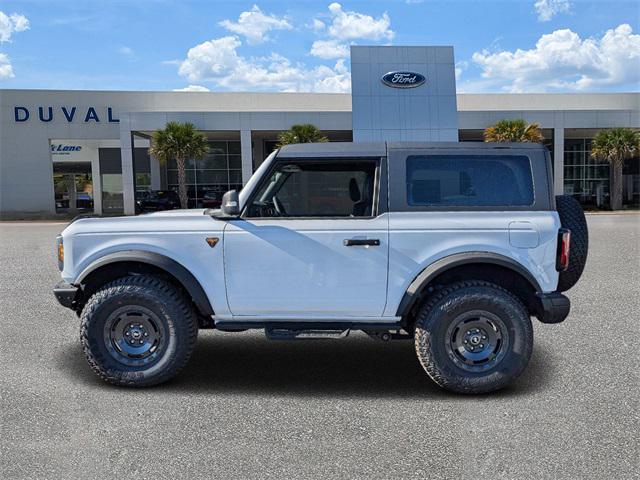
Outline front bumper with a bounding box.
[53,281,80,310]
[536,292,570,324]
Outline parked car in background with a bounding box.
[200,188,225,209]
[55,192,93,211]
[76,192,94,210]
[138,190,180,212]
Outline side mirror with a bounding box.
[221,189,240,217]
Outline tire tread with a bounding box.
[556,195,589,292]
[414,280,532,394]
[80,275,198,387]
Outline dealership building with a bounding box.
[1,45,638,218]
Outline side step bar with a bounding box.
[213,321,413,341]
[215,321,403,332]
[265,328,350,340]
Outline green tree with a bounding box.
[590,127,640,210]
[148,122,209,209]
[483,119,544,143]
[277,124,328,147]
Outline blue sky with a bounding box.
[0,0,638,93]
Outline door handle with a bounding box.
[344,239,380,246]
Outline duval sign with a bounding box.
[13,106,119,123]
[381,71,426,88]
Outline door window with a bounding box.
[245,161,377,218]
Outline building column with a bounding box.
[120,118,136,215]
[91,150,103,215]
[240,129,253,185]
[553,127,565,196]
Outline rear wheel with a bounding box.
[80,275,198,387]
[414,281,533,394]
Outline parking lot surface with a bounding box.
[1,215,638,479]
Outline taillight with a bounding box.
[56,235,64,271]
[557,228,571,271]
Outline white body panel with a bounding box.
[222,215,389,318]
[383,211,560,316]
[62,210,231,316]
[61,208,559,322]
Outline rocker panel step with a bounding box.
[265,328,350,340]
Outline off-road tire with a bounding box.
[414,281,533,394]
[555,195,588,292]
[80,275,198,387]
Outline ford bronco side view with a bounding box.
[54,142,588,394]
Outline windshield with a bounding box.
[239,150,278,210]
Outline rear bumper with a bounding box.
[536,292,570,324]
[53,281,80,310]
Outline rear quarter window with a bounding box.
[406,155,534,207]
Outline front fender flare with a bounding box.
[76,250,214,316]
[395,252,542,317]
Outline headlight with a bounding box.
[56,235,64,271]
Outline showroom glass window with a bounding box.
[563,138,610,207]
[406,155,534,206]
[245,160,377,218]
[165,140,242,208]
[564,136,639,208]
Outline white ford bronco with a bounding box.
[54,142,588,394]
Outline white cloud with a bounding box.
[178,36,243,82]
[534,0,571,22]
[118,46,136,59]
[309,18,325,32]
[0,11,29,43]
[471,24,640,92]
[310,39,349,59]
[0,52,14,79]
[173,85,211,92]
[178,35,350,93]
[219,5,291,45]
[307,4,394,59]
[455,60,468,81]
[324,3,393,41]
[405,0,425,4]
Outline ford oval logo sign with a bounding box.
[381,71,426,88]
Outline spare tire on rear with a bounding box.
[555,195,588,292]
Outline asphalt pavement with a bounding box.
[0,215,638,479]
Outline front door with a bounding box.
[223,157,389,318]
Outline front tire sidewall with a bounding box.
[415,285,533,394]
[81,278,196,387]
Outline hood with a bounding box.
[141,209,209,217]
[63,209,224,236]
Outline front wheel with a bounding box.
[80,275,198,387]
[414,281,533,394]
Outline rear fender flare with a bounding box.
[395,252,542,317]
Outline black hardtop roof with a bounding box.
[277,141,547,158]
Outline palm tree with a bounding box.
[277,124,328,147]
[148,122,209,209]
[590,128,640,210]
[483,119,544,143]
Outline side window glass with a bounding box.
[245,160,377,218]
[406,155,534,206]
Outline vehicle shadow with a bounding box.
[58,331,555,400]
